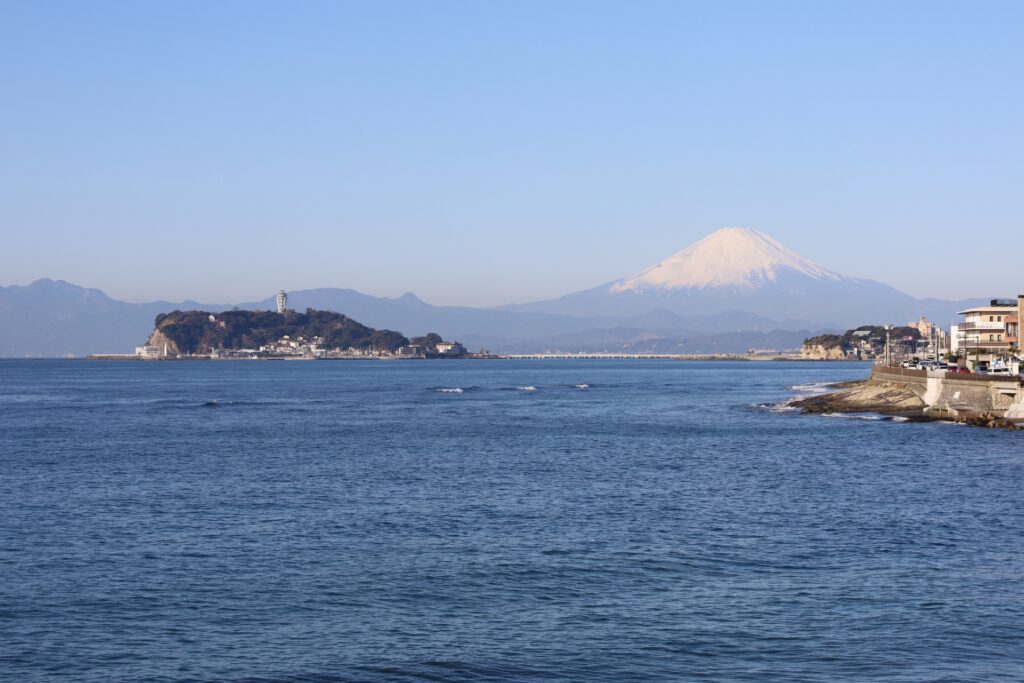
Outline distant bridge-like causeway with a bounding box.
[497,353,794,360]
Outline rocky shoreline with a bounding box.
[790,379,1022,430]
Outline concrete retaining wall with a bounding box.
[869,366,928,400]
[869,366,1023,421]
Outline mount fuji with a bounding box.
[502,227,967,327]
[611,227,847,291]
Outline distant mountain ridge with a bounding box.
[0,228,986,356]
[0,279,231,358]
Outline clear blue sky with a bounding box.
[1,1,1021,305]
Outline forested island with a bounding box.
[138,309,465,359]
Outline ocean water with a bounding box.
[0,359,1021,682]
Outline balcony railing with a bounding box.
[960,322,1009,331]
[960,341,1011,349]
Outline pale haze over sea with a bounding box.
[1,2,1022,305]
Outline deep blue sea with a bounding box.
[1,359,1021,682]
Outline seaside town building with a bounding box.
[434,341,466,355]
[954,296,1022,367]
[134,345,162,358]
[204,334,466,360]
[395,344,425,358]
[906,316,946,356]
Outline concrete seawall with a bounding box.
[869,366,1024,422]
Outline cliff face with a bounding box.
[144,329,182,356]
[145,309,409,355]
[801,343,846,360]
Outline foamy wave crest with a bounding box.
[787,382,835,396]
[753,402,800,414]
[820,412,912,422]
[574,384,590,390]
[436,387,465,394]
[822,412,883,420]
[516,386,538,392]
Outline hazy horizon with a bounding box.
[0,223,1010,309]
[2,2,1021,305]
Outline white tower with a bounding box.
[276,289,288,314]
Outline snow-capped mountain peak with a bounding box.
[610,227,846,292]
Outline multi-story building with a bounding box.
[955,296,1022,366]
[395,344,425,359]
[1008,300,1021,350]
[907,315,947,356]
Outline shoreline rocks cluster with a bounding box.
[790,380,1022,430]
[791,380,928,419]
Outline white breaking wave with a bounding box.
[611,227,847,292]
[436,387,465,394]
[516,386,538,392]
[786,382,836,397]
[574,384,590,390]
[754,402,800,414]
[821,413,890,421]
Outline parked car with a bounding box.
[935,363,949,371]
[988,367,1012,376]
[951,367,971,374]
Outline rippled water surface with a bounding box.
[1,360,1021,682]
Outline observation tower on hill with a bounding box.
[276,289,288,314]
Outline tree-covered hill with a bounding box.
[803,325,921,350]
[148,309,409,354]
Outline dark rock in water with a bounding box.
[959,413,1021,430]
